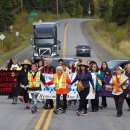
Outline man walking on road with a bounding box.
[27,63,45,114]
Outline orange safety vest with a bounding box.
[54,73,69,94]
[112,74,128,93]
[28,71,41,88]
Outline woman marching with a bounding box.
[90,63,104,112]
[110,66,128,117]
[125,63,130,111]
[100,62,112,109]
[18,59,31,109]
[71,61,95,116]
[46,66,71,114]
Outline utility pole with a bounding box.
[88,3,91,18]
[56,0,59,16]
[20,0,23,12]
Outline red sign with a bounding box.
[0,71,20,95]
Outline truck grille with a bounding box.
[39,48,51,56]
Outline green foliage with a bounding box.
[99,0,109,18]
[112,0,130,25]
[0,0,15,32]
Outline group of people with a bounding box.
[2,57,130,117]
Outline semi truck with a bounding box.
[31,22,61,62]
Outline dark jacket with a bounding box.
[18,68,30,86]
[100,68,111,85]
[41,66,56,74]
[71,72,94,89]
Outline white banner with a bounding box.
[29,73,95,101]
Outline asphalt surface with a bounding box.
[0,19,130,130]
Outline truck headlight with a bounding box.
[51,52,56,56]
[34,52,38,56]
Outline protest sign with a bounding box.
[28,73,95,100]
[0,71,20,95]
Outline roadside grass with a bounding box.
[87,20,130,59]
[0,11,70,66]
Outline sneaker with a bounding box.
[127,108,130,111]
[24,106,30,110]
[76,111,81,116]
[82,111,88,116]
[31,106,37,114]
[12,100,17,104]
[58,107,63,111]
[48,106,54,109]
[53,109,59,114]
[117,114,122,117]
[43,106,48,109]
[61,109,66,114]
[100,106,105,109]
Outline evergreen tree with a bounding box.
[0,6,5,32]
[112,0,130,25]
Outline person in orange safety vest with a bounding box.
[46,66,71,114]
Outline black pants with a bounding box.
[126,98,130,107]
[45,99,54,107]
[23,90,30,103]
[56,94,67,110]
[101,96,107,107]
[78,87,90,112]
[12,86,19,97]
[126,90,130,108]
[91,91,99,110]
[113,93,125,116]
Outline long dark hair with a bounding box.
[79,65,89,73]
[100,61,111,75]
[90,63,99,72]
[6,58,13,70]
[38,60,44,68]
[100,62,109,71]
[68,64,75,73]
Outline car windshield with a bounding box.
[35,38,54,45]
[107,61,123,69]
[78,45,90,49]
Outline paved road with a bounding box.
[0,19,130,130]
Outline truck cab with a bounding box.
[32,22,61,62]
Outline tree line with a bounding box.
[0,0,129,32]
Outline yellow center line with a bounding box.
[34,110,48,130]
[42,108,54,130]
[63,23,69,57]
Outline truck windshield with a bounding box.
[35,38,54,45]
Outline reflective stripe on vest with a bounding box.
[28,71,41,88]
[112,74,127,92]
[11,66,22,70]
[54,73,67,90]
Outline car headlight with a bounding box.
[34,52,39,56]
